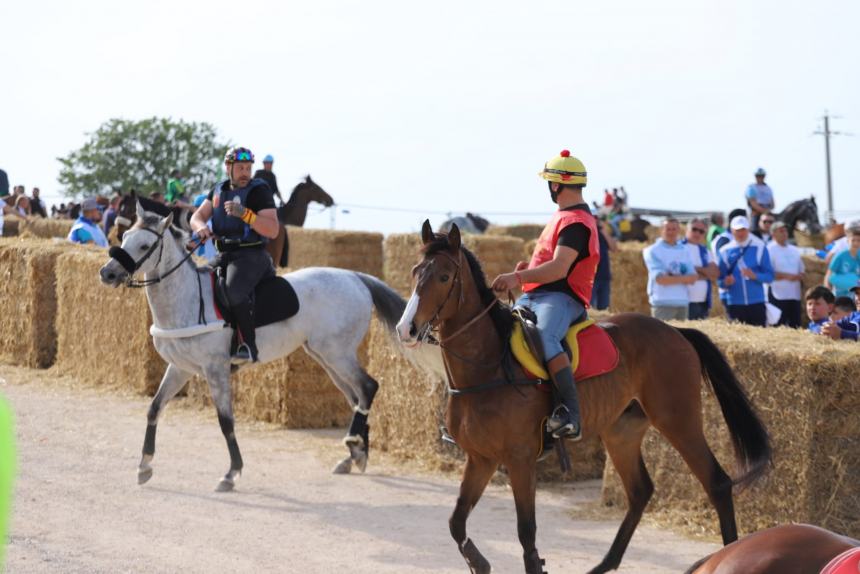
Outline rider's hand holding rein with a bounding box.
[492,248,579,293]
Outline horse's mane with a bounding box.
[422,235,514,342]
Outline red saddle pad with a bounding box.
[573,323,620,381]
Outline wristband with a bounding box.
[240,210,257,225]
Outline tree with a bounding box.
[58,117,229,198]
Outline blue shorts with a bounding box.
[516,290,586,361]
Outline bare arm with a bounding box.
[190,200,213,234]
[517,245,578,284]
[655,274,698,286]
[250,208,280,240]
[696,262,720,281]
[748,198,770,215]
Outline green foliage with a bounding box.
[57,117,229,198]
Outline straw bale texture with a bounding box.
[795,229,825,249]
[285,227,383,276]
[368,318,606,479]
[19,218,73,240]
[485,224,543,242]
[602,320,860,538]
[0,238,76,368]
[55,249,165,394]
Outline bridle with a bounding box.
[108,226,201,288]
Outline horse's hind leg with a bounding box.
[451,453,497,574]
[650,412,736,544]
[505,457,546,574]
[304,345,378,474]
[203,366,243,492]
[138,364,192,485]
[589,401,653,574]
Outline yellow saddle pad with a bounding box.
[510,319,595,380]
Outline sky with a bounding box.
[2,0,858,235]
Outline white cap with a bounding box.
[730,215,750,230]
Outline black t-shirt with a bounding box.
[207,179,276,213]
[253,169,281,199]
[532,204,592,302]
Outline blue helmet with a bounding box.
[263,154,274,163]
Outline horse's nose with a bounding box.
[409,322,417,338]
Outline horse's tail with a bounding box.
[677,327,772,490]
[354,273,406,334]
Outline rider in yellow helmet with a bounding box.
[492,150,600,441]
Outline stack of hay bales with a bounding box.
[0,238,75,368]
[608,242,650,314]
[0,216,22,237]
[795,229,825,249]
[485,224,543,242]
[55,249,166,394]
[285,227,383,276]
[602,320,860,538]
[186,228,384,429]
[20,218,73,240]
[370,231,606,480]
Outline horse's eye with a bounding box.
[140,244,150,251]
[440,274,449,282]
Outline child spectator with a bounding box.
[826,225,860,297]
[832,297,856,322]
[806,286,835,334]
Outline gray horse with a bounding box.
[100,204,443,491]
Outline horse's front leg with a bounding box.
[451,453,497,574]
[203,366,243,492]
[505,455,546,574]
[138,364,192,485]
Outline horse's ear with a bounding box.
[421,219,434,244]
[158,211,174,232]
[448,223,461,251]
[136,199,146,220]
[305,175,312,184]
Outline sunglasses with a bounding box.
[691,227,706,234]
[234,151,253,161]
[761,219,775,224]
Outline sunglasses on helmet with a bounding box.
[234,151,253,161]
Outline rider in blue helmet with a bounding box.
[254,154,283,205]
[190,147,281,363]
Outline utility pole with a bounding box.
[814,111,850,221]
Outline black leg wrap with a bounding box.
[347,411,368,438]
[524,549,548,574]
[217,413,243,471]
[459,538,491,574]
[143,423,157,456]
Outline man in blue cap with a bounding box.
[745,167,775,234]
[254,154,283,204]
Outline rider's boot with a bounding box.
[546,352,582,441]
[232,302,259,365]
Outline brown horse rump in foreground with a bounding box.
[397,221,773,574]
[687,524,860,574]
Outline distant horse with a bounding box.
[396,220,772,574]
[100,204,443,491]
[439,213,491,235]
[277,175,334,226]
[773,196,822,239]
[686,524,860,574]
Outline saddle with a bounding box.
[510,308,619,383]
[212,272,300,330]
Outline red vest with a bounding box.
[522,208,600,307]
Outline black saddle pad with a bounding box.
[216,275,300,328]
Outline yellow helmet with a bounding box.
[538,149,587,186]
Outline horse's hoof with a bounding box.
[137,467,153,485]
[353,453,368,473]
[215,478,235,492]
[332,457,353,475]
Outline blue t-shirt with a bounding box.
[807,318,828,334]
[745,183,774,208]
[828,249,860,297]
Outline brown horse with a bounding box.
[686,524,860,574]
[277,175,334,226]
[396,220,772,574]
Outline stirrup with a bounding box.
[231,343,255,365]
[547,406,582,441]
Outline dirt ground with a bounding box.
[1,364,719,573]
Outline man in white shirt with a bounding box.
[681,218,719,320]
[767,221,805,328]
[643,218,698,320]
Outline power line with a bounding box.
[334,202,553,217]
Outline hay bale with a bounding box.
[485,224,544,242]
[0,238,74,368]
[601,320,860,538]
[608,244,650,314]
[55,249,165,394]
[285,227,383,276]
[368,318,605,479]
[795,229,825,249]
[19,218,73,240]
